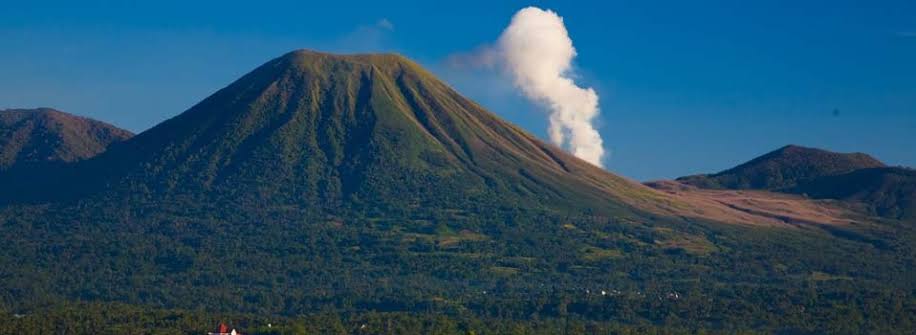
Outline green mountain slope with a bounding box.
[677,145,885,190]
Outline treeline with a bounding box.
[0,302,750,335]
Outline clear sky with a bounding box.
[1,1,914,180]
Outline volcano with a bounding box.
[52,50,677,218]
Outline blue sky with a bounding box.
[1,1,914,180]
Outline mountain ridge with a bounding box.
[677,144,886,190]
[672,144,914,220]
[0,107,133,170]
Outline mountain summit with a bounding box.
[0,108,132,170]
[677,145,885,190]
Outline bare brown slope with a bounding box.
[648,180,857,226]
[0,108,133,170]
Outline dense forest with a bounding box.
[0,302,725,335]
[1,199,914,334]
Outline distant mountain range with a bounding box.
[676,145,886,190]
[0,108,132,170]
[1,50,914,333]
[673,144,915,219]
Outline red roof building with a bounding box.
[208,323,240,335]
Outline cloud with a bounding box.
[444,8,606,167]
[332,19,397,53]
[498,7,605,167]
[496,7,607,167]
[444,44,499,69]
[377,18,395,31]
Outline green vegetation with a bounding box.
[0,302,719,335]
[1,200,914,334]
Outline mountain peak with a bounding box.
[272,49,424,78]
[774,144,871,158]
[0,108,133,170]
[677,145,886,190]
[281,49,412,64]
[776,144,810,152]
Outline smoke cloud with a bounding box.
[497,7,605,167]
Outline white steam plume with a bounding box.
[498,7,605,167]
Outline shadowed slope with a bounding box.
[0,109,133,204]
[787,167,916,220]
